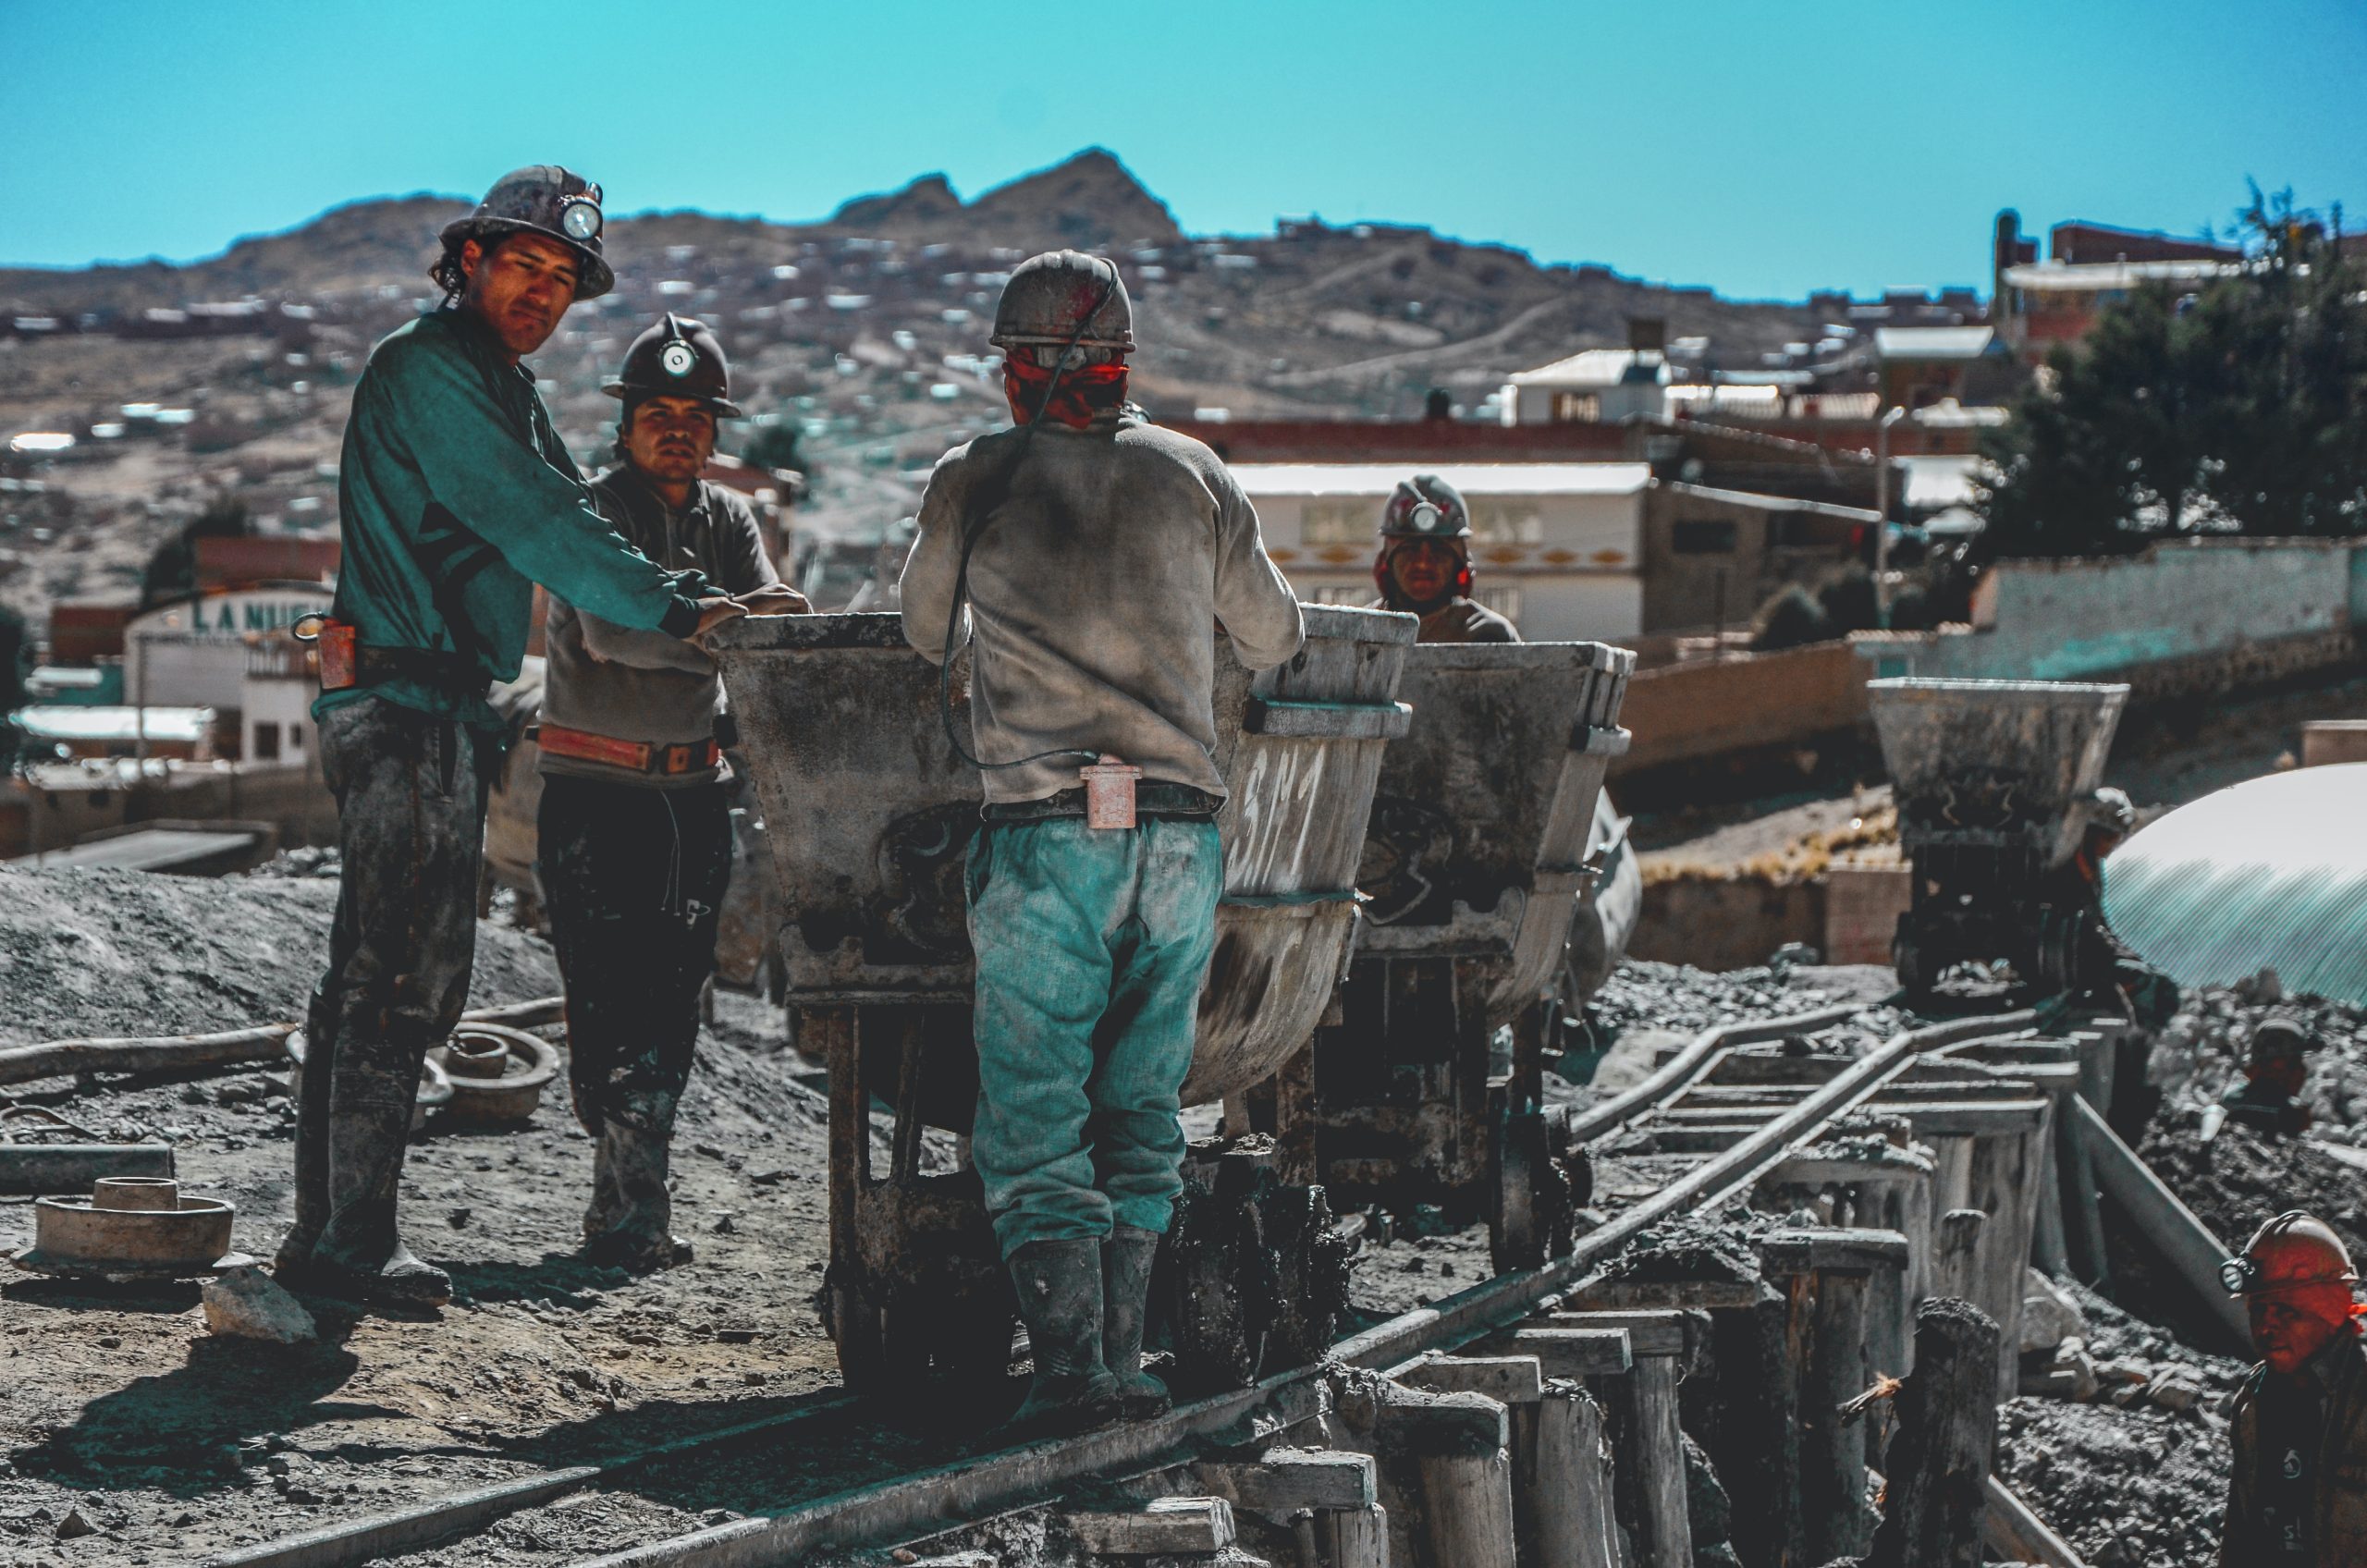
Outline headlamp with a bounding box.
[659,341,699,378]
[1408,501,1443,533]
[558,195,603,242]
[2222,1256,2260,1293]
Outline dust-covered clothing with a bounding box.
[322,308,713,734]
[1370,594,1519,645]
[539,467,781,790]
[898,413,1305,804]
[537,775,733,1139]
[2222,1335,2367,1565]
[285,697,494,1275]
[966,816,1223,1256]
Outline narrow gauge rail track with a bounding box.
[201,1000,2042,1568]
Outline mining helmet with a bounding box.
[990,251,1134,353]
[2086,786,2138,838]
[604,313,741,417]
[1380,474,1473,541]
[440,165,614,300]
[2251,1015,2314,1064]
[2220,1210,2360,1295]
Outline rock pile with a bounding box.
[2146,974,2367,1143]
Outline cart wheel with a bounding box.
[1161,1180,1268,1390]
[821,1263,888,1392]
[1490,1107,1575,1275]
[1259,1183,1351,1376]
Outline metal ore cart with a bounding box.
[1297,640,1634,1274]
[1868,677,2129,997]
[707,606,1416,1393]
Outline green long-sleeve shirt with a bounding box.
[318,307,711,731]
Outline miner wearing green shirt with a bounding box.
[276,166,756,1310]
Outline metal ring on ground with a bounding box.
[11,1177,254,1280]
[427,1023,560,1127]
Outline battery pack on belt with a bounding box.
[534,722,721,776]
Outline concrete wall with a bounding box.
[1861,538,2358,683]
[1613,642,1870,776]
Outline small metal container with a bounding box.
[13,1177,252,1282]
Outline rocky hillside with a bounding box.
[0,148,1822,626]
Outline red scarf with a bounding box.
[1003,353,1130,430]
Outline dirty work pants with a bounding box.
[287,697,491,1274]
[966,816,1223,1258]
[537,776,732,1239]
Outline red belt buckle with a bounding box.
[1081,754,1141,830]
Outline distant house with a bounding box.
[1991,210,2242,364]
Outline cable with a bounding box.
[937,260,1123,774]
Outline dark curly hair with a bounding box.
[429,230,512,303]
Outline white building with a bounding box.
[124,585,335,713]
[1235,463,1652,641]
[1500,349,1669,426]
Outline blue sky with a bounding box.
[6,0,2362,301]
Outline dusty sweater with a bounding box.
[539,466,781,789]
[899,413,1305,804]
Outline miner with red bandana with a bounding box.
[2219,1211,2367,1563]
[1367,473,1518,644]
[899,250,1304,1434]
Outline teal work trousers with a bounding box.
[966,815,1224,1257]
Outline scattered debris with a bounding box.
[202,1266,319,1343]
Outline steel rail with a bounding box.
[574,1005,2029,1568]
[1561,1002,1865,1145]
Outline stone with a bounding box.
[2147,1371,2206,1412]
[56,1509,97,1540]
[2020,1268,2088,1354]
[204,1268,317,1344]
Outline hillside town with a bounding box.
[3,129,2366,1568]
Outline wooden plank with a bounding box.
[1757,1227,1910,1277]
[1762,1152,1932,1188]
[1546,1310,1691,1358]
[1569,1277,1761,1312]
[1932,1209,1986,1302]
[1195,1449,1377,1514]
[1872,1099,2049,1136]
[1319,1505,1389,1568]
[1869,1299,2002,1568]
[1396,1354,1546,1406]
[0,1144,173,1195]
[1494,1328,1636,1378]
[1625,1354,1693,1568]
[1528,1384,1619,1568]
[1802,1268,1875,1562]
[1064,1496,1235,1555]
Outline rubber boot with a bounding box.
[1004,1238,1121,1436]
[288,1098,451,1310]
[1102,1224,1171,1419]
[274,1000,336,1274]
[583,1120,693,1273]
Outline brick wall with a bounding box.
[1613,642,1870,776]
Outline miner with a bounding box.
[2219,1211,2367,1563]
[2057,785,2179,1029]
[1368,474,1519,643]
[537,313,805,1272]
[279,168,749,1309]
[900,251,1304,1432]
[2221,1016,2318,1138]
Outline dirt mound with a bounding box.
[2135,1109,2367,1262]
[0,866,557,1047]
[1996,1396,2229,1567]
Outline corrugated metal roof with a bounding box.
[1873,325,1996,360]
[2103,764,2367,1005]
[1508,349,1670,388]
[1231,463,1652,498]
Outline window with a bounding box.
[252,722,281,761]
[1672,519,1738,555]
[1550,392,1601,423]
[288,723,305,753]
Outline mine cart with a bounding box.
[1300,640,1634,1274]
[708,606,1417,1395]
[1868,677,2129,997]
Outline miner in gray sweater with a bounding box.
[901,251,1304,1432]
[539,313,804,1271]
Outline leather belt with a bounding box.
[534,722,721,776]
[982,782,1223,823]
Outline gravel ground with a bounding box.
[1995,1397,2230,1568]
[2147,978,2367,1146]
